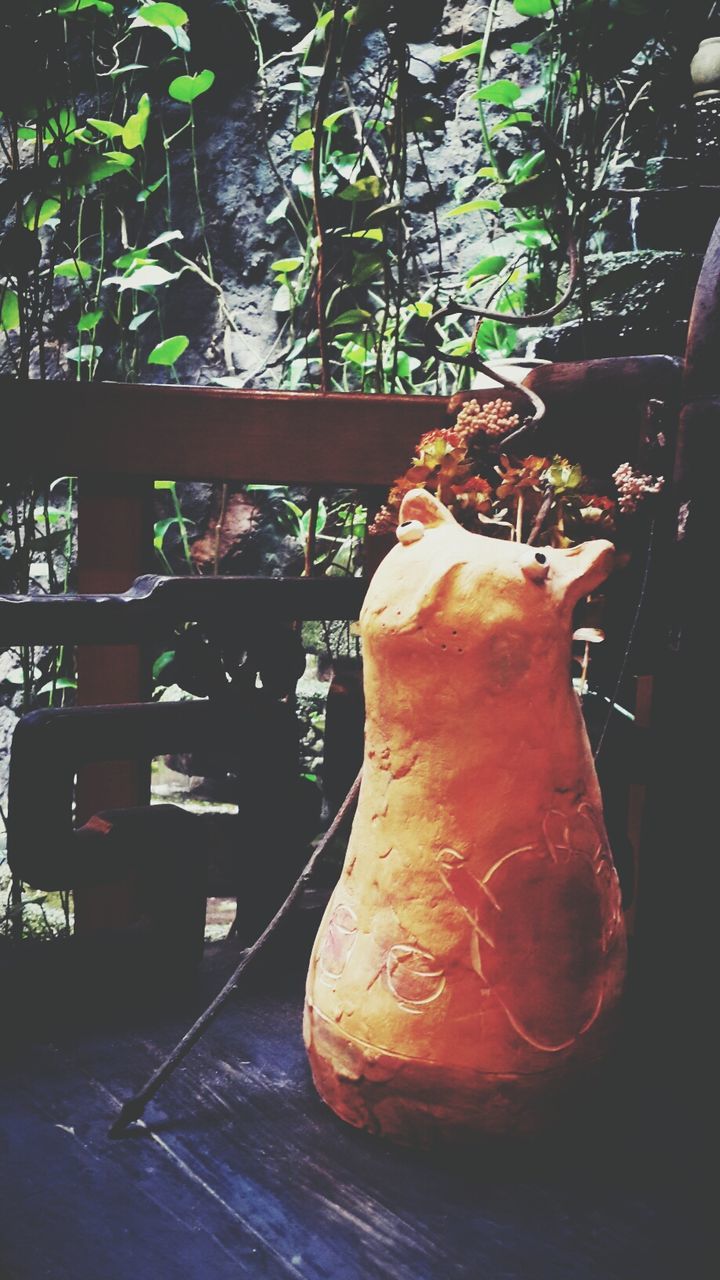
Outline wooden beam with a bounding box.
[4,384,454,485]
[3,365,682,486]
[74,476,153,934]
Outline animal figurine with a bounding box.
[304,487,626,1143]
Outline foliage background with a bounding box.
[0,0,716,931]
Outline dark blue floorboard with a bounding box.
[0,942,704,1280]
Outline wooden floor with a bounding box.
[0,930,705,1280]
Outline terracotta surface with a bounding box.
[305,489,626,1143]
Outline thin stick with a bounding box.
[108,770,363,1138]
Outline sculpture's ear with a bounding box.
[553,539,615,605]
[398,488,456,530]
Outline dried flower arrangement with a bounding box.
[371,398,665,549]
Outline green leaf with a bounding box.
[475,80,521,107]
[329,152,361,181]
[439,38,484,63]
[113,249,155,269]
[168,70,215,103]
[466,254,507,282]
[267,196,289,225]
[291,129,314,152]
[344,227,383,241]
[153,516,182,550]
[147,334,189,365]
[77,308,103,331]
[272,283,294,312]
[444,198,500,217]
[291,161,314,199]
[128,309,154,331]
[66,343,103,362]
[122,93,151,149]
[82,151,135,183]
[145,229,183,249]
[366,199,401,223]
[511,41,534,55]
[86,117,124,138]
[23,195,60,227]
[514,0,551,15]
[56,258,93,281]
[323,107,354,130]
[110,263,178,289]
[152,650,175,682]
[271,257,303,273]
[44,108,77,145]
[1,287,20,331]
[489,112,533,137]
[36,677,77,698]
[511,217,547,231]
[132,3,188,26]
[338,175,382,202]
[136,175,166,203]
[108,63,149,77]
[58,0,114,12]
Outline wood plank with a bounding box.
[0,954,701,1280]
[3,366,680,487]
[4,383,455,485]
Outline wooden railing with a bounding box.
[2,360,683,929]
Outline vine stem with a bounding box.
[311,0,344,394]
[304,0,345,578]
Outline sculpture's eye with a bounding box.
[397,519,425,545]
[521,550,550,583]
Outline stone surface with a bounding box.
[0,705,17,812]
[305,488,626,1142]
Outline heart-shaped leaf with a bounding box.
[147,334,189,365]
[444,198,500,217]
[56,258,93,281]
[66,343,103,362]
[475,80,521,108]
[168,69,215,103]
[128,309,154,331]
[271,258,303,274]
[23,195,61,227]
[86,117,124,138]
[58,1,114,15]
[514,0,551,15]
[290,128,314,152]
[466,255,507,282]
[133,3,187,27]
[122,93,151,149]
[77,308,104,331]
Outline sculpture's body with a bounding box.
[304,489,626,1143]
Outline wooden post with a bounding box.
[74,476,153,934]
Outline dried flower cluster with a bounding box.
[454,398,520,439]
[612,462,664,515]
[371,398,665,545]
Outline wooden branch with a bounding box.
[108,769,363,1138]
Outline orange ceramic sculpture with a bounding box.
[304,488,626,1143]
